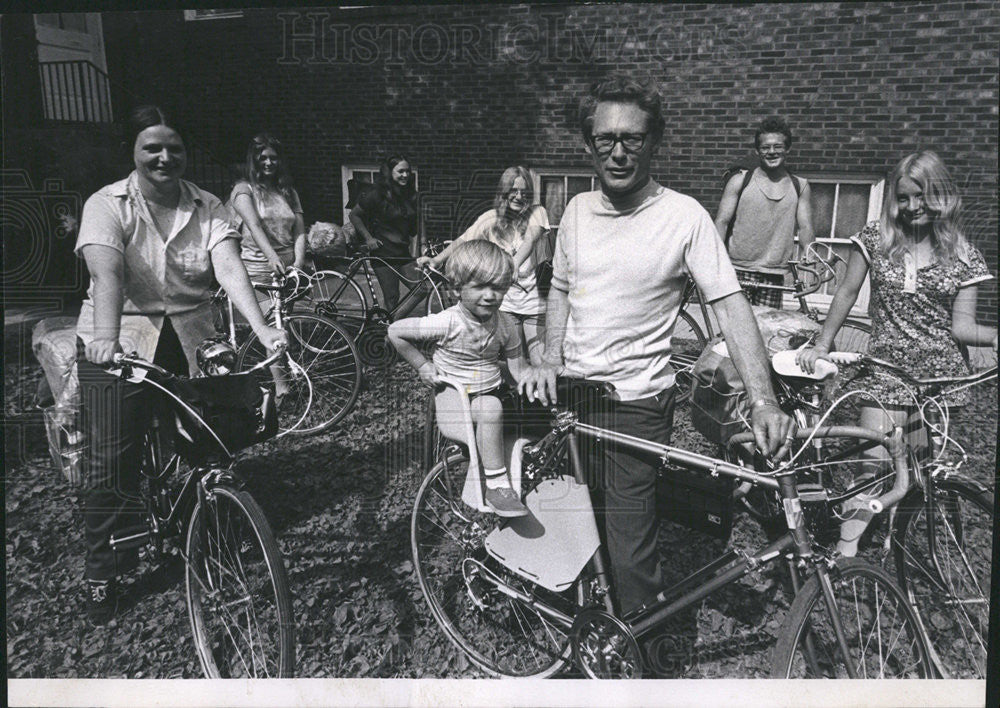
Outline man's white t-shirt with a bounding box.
[551,183,741,400]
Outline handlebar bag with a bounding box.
[165,373,277,462]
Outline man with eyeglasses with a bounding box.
[519,75,793,617]
[714,116,814,308]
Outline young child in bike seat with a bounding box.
[388,240,528,517]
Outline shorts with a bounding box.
[735,269,785,309]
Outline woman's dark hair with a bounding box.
[243,133,296,203]
[377,154,417,200]
[124,104,183,151]
[754,116,793,150]
[578,74,665,142]
[367,154,418,227]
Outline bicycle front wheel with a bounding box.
[832,319,870,354]
[411,454,582,677]
[771,557,931,678]
[238,314,362,435]
[185,485,294,678]
[892,479,993,678]
[670,309,707,404]
[303,270,369,338]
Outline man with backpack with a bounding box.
[714,117,814,308]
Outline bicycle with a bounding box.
[215,268,362,435]
[300,243,456,366]
[674,243,872,402]
[756,349,997,679]
[410,377,932,679]
[106,348,294,678]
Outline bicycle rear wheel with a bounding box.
[670,309,707,404]
[411,453,584,677]
[302,270,369,338]
[237,314,362,435]
[771,557,931,678]
[185,484,294,678]
[426,280,458,315]
[892,479,992,678]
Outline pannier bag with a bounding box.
[690,338,747,445]
[307,221,350,259]
[656,461,735,541]
[32,317,85,486]
[164,373,277,462]
[690,306,820,445]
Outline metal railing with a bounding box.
[38,60,113,123]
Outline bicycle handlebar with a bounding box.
[729,424,910,512]
[825,351,998,389]
[734,254,836,300]
[111,346,286,377]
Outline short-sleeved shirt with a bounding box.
[553,182,741,400]
[228,181,303,280]
[357,185,419,247]
[457,205,551,315]
[849,220,992,406]
[75,172,240,373]
[728,170,801,275]
[411,305,521,393]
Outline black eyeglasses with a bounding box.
[590,132,648,156]
[506,188,530,198]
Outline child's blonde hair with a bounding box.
[445,240,514,289]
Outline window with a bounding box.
[806,174,884,241]
[183,10,244,21]
[533,170,598,229]
[34,13,112,123]
[793,174,884,317]
[340,164,419,223]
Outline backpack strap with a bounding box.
[788,170,803,198]
[724,167,756,246]
[725,168,805,246]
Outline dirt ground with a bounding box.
[5,335,997,678]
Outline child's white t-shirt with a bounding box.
[415,305,521,393]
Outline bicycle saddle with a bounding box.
[771,349,838,382]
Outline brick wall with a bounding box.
[96,2,998,318]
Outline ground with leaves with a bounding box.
[5,331,997,678]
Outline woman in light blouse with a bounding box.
[229,133,307,281]
[75,105,286,624]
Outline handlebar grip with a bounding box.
[111,352,126,365]
[827,351,861,365]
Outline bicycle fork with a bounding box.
[777,473,859,679]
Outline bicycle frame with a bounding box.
[110,398,240,561]
[320,255,450,322]
[468,409,908,678]
[107,349,283,557]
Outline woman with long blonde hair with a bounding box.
[418,166,551,364]
[797,150,996,555]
